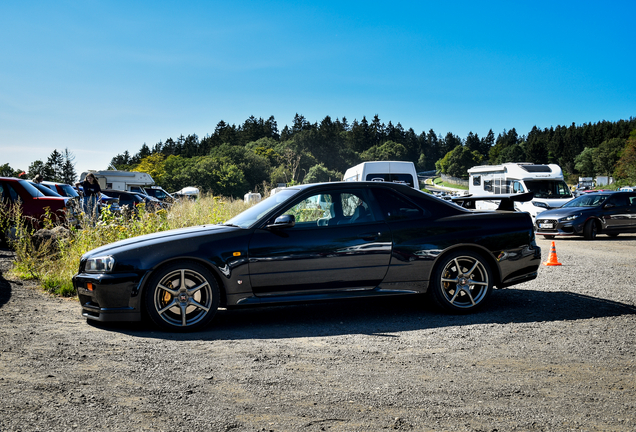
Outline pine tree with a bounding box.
[45,149,64,182]
[61,148,77,184]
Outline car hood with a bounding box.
[542,198,574,209]
[536,207,590,219]
[83,224,239,257]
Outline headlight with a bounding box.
[85,255,115,273]
[560,213,580,222]
[532,201,549,208]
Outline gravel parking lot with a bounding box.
[1,236,635,431]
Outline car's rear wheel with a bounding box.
[145,261,220,331]
[429,251,493,313]
[583,220,597,240]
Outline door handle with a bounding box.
[359,232,381,241]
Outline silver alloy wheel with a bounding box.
[439,255,490,309]
[152,268,214,328]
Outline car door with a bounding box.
[624,193,636,232]
[248,188,392,295]
[602,193,632,233]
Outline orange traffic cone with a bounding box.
[543,241,562,266]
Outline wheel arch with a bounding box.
[429,244,502,288]
[137,256,228,309]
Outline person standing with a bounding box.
[76,173,102,220]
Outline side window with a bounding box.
[609,195,629,207]
[512,181,525,193]
[281,190,377,227]
[2,183,21,202]
[283,193,335,227]
[372,188,426,221]
[340,192,375,224]
[484,180,493,192]
[472,175,481,186]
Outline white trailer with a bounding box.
[343,161,420,190]
[468,163,573,221]
[80,170,155,192]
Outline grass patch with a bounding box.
[2,194,250,297]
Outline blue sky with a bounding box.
[1,0,635,177]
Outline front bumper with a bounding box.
[535,218,584,237]
[73,272,144,322]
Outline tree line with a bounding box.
[110,114,636,196]
[3,115,635,197]
[1,148,77,185]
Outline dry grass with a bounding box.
[5,194,251,296]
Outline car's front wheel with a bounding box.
[145,261,220,331]
[429,251,493,313]
[583,220,597,240]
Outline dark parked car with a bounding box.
[100,189,160,212]
[535,191,636,240]
[144,186,176,204]
[73,182,542,331]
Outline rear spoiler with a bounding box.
[451,192,534,211]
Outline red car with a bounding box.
[0,177,75,229]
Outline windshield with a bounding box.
[147,189,170,199]
[224,189,300,228]
[563,193,610,208]
[524,180,572,199]
[58,184,79,197]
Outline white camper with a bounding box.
[343,161,420,190]
[468,163,573,220]
[80,170,155,192]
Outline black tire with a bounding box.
[583,220,597,240]
[543,235,555,240]
[429,251,493,313]
[144,261,220,331]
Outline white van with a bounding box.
[80,170,155,192]
[343,161,420,190]
[468,163,573,221]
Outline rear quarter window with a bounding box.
[372,188,430,221]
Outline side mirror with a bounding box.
[267,214,295,229]
[603,203,615,209]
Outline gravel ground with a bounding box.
[1,236,635,432]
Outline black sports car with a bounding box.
[73,182,542,331]
[535,190,636,239]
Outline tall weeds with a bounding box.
[1,195,250,297]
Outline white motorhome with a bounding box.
[80,170,155,192]
[468,163,573,220]
[343,161,420,190]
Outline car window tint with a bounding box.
[372,188,427,221]
[5,183,21,202]
[340,192,375,224]
[609,194,629,207]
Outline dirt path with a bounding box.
[1,237,635,431]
